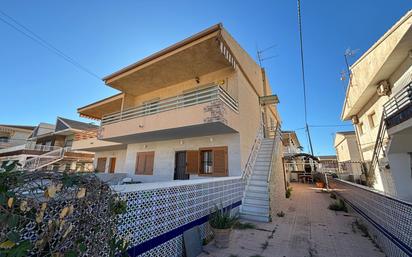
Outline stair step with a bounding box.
[243,197,269,206]
[240,211,270,222]
[249,180,268,186]
[245,190,269,199]
[251,175,267,181]
[247,186,268,193]
[241,204,269,214]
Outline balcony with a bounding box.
[384,82,412,130]
[99,85,239,143]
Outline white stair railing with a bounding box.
[23,147,66,171]
[242,120,264,182]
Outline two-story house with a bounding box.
[0,124,35,149]
[334,131,363,183]
[342,10,412,201]
[74,24,281,182]
[0,117,96,172]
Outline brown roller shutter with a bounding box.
[135,152,155,175]
[96,157,107,173]
[213,147,228,176]
[186,150,199,174]
[144,151,154,175]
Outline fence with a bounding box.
[329,178,412,257]
[113,177,244,257]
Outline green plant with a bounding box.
[209,206,237,229]
[285,187,293,198]
[233,221,256,230]
[330,193,337,199]
[276,211,285,217]
[328,199,347,212]
[0,161,129,257]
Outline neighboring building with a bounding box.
[317,155,338,173]
[74,24,281,182]
[281,130,301,155]
[334,131,363,182]
[342,10,412,200]
[0,117,96,172]
[0,124,35,149]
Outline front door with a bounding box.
[174,151,190,180]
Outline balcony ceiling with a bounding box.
[78,93,123,120]
[104,122,237,144]
[105,33,234,96]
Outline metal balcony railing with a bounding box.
[101,85,239,126]
[383,82,412,128]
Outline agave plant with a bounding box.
[208,206,237,229]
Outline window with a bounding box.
[368,112,377,128]
[96,158,107,173]
[109,158,116,173]
[199,146,228,176]
[135,151,155,175]
[200,150,213,174]
[0,136,9,143]
[358,122,364,135]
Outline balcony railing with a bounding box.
[101,85,239,126]
[383,82,412,128]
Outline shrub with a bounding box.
[276,211,285,217]
[328,199,347,212]
[285,187,293,198]
[0,161,129,257]
[209,206,237,229]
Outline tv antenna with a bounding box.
[256,43,278,67]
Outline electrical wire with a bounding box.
[297,0,314,155]
[0,9,101,80]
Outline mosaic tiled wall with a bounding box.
[330,179,412,257]
[115,177,244,257]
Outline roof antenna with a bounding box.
[256,43,278,67]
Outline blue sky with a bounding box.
[1,1,411,155]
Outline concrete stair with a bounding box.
[240,138,274,222]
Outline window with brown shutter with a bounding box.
[213,147,228,176]
[96,157,107,173]
[198,146,228,176]
[135,151,155,175]
[186,150,199,174]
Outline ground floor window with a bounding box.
[135,151,154,175]
[96,157,107,172]
[199,146,228,176]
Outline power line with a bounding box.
[297,0,314,155]
[0,9,101,80]
[310,124,353,128]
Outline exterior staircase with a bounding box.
[23,147,66,171]
[240,138,275,222]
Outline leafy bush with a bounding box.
[285,187,293,198]
[209,206,237,229]
[328,199,347,212]
[276,211,285,217]
[0,161,129,257]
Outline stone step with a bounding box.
[247,185,268,193]
[241,203,269,214]
[245,190,269,199]
[251,174,267,181]
[240,211,270,222]
[243,197,269,206]
[249,180,268,187]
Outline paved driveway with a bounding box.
[200,183,385,257]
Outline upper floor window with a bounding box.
[358,122,364,135]
[368,112,377,128]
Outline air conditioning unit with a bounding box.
[377,80,391,96]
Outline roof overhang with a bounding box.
[77,93,123,120]
[102,24,235,95]
[342,10,412,120]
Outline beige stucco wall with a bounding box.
[94,149,127,174]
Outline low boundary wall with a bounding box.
[113,177,244,257]
[330,178,412,257]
